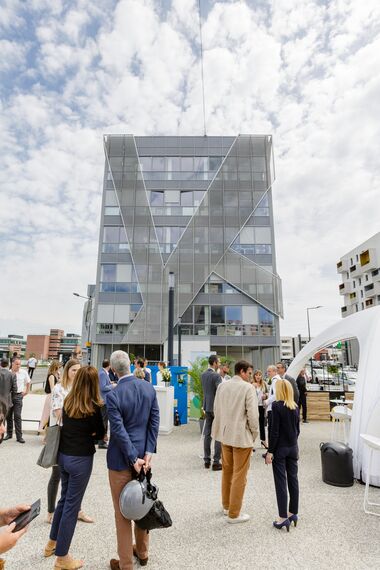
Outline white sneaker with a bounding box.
[226,513,250,524]
[223,509,229,516]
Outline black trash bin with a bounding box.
[320,442,354,487]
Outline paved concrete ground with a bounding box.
[1,420,380,569]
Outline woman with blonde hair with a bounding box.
[265,379,300,532]
[39,361,62,434]
[44,366,105,570]
[252,370,268,448]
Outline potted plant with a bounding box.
[188,356,208,432]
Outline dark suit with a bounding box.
[0,367,17,409]
[201,368,222,464]
[284,373,300,404]
[296,374,307,421]
[269,401,300,518]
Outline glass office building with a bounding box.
[88,134,283,368]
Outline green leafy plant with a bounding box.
[188,356,209,419]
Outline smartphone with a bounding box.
[10,499,41,532]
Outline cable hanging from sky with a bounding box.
[198,0,207,136]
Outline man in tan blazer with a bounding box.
[212,360,259,524]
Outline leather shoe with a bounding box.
[133,546,148,566]
[109,559,120,570]
[98,442,108,449]
[17,438,25,444]
[212,463,222,471]
[204,461,211,469]
[3,434,12,441]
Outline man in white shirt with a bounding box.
[27,356,38,379]
[219,363,231,383]
[4,358,31,443]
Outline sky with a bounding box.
[1,0,380,340]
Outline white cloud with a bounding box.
[1,0,380,342]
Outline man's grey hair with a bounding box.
[267,365,277,373]
[110,350,130,377]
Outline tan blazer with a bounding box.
[212,375,259,448]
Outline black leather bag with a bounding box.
[134,470,172,531]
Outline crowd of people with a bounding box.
[0,351,307,568]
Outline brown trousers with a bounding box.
[109,469,149,570]
[221,444,252,519]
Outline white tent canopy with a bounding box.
[288,305,380,486]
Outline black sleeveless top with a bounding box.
[45,374,59,394]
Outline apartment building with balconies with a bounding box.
[337,232,380,318]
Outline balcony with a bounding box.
[349,264,361,278]
[337,258,349,274]
[364,281,380,299]
[360,248,377,271]
[339,281,354,295]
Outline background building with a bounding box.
[48,329,64,359]
[337,231,380,317]
[0,335,26,360]
[337,231,380,366]
[280,335,309,362]
[87,134,283,369]
[26,335,50,360]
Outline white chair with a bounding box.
[330,405,352,444]
[360,398,380,517]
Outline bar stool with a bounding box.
[330,405,352,444]
[360,398,380,517]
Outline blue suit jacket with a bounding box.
[106,374,160,471]
[99,368,113,402]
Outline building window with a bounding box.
[225,306,242,324]
[105,207,120,216]
[150,191,164,206]
[211,306,224,323]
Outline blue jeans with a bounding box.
[50,453,94,557]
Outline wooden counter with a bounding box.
[306,390,355,421]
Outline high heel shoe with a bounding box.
[288,514,298,527]
[273,519,290,532]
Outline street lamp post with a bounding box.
[306,305,322,383]
[73,292,93,365]
[167,273,175,366]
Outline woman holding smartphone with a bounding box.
[0,398,30,566]
[44,366,105,569]
[265,379,300,532]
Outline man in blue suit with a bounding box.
[107,350,160,570]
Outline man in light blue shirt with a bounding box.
[98,359,116,449]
